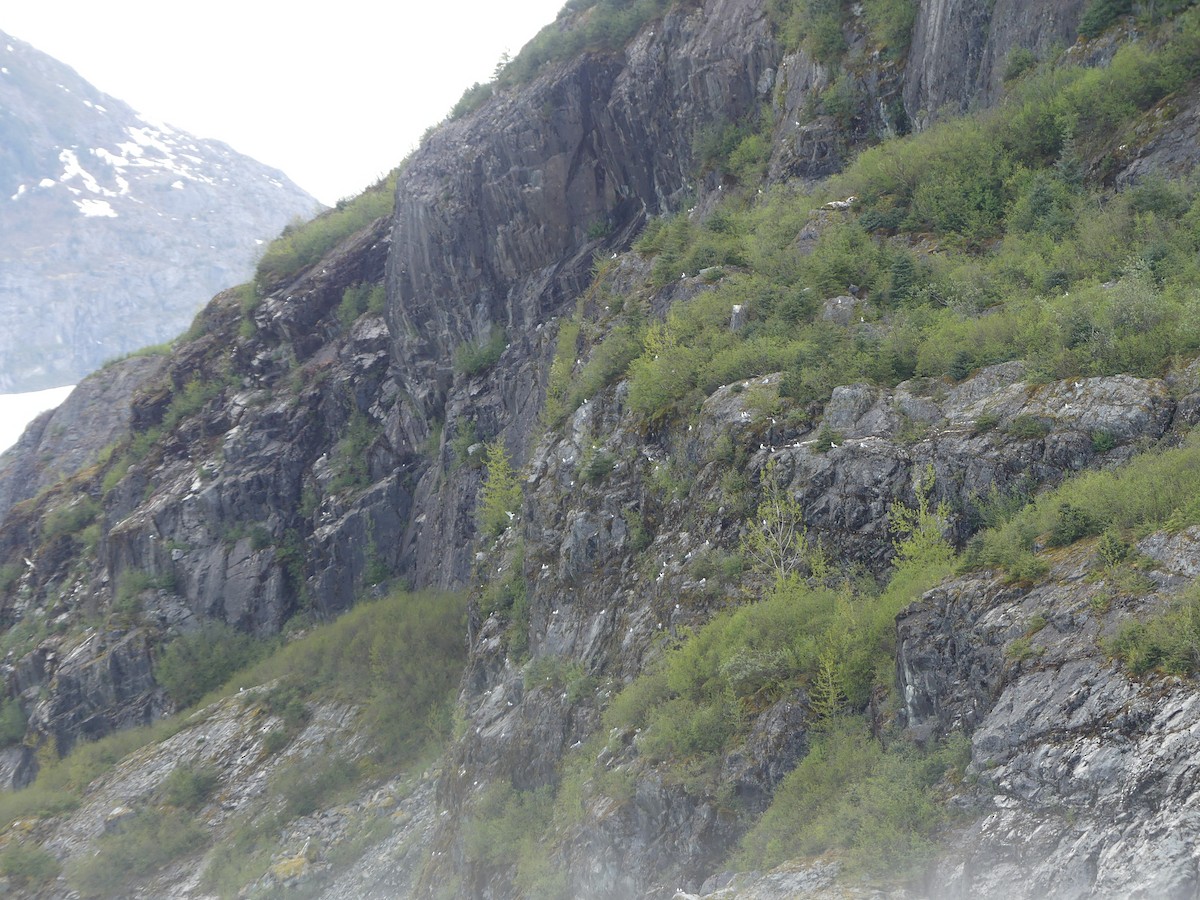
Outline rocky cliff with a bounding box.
[2,0,1200,897]
[0,30,320,391]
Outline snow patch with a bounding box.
[38,178,56,188]
[171,180,184,189]
[93,147,129,168]
[10,184,25,200]
[125,125,174,155]
[1,67,8,75]
[59,148,115,196]
[121,124,215,185]
[75,198,117,218]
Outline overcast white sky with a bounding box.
[3,0,567,205]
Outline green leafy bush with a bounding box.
[0,842,61,888]
[736,718,969,874]
[328,410,379,493]
[581,449,617,484]
[1004,47,1038,82]
[480,542,527,617]
[66,807,206,895]
[158,762,220,809]
[1108,584,1200,676]
[337,282,386,327]
[155,620,273,710]
[41,496,100,540]
[0,696,27,746]
[454,327,508,376]
[1079,0,1132,37]
[449,81,494,119]
[863,0,918,56]
[463,783,564,893]
[493,0,673,91]
[256,171,397,289]
[223,588,467,765]
[0,562,19,594]
[967,430,1200,575]
[1006,415,1052,440]
[272,754,361,819]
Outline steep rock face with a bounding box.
[903,0,1089,124]
[775,367,1175,566]
[897,530,1200,897]
[387,0,778,588]
[0,31,320,390]
[424,347,1187,896]
[4,1,1200,897]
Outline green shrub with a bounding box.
[223,588,467,766]
[0,842,61,888]
[464,783,555,867]
[256,171,397,289]
[565,322,644,413]
[449,81,494,119]
[0,562,19,594]
[1006,414,1052,439]
[328,410,379,493]
[41,495,100,540]
[156,620,273,710]
[1108,584,1200,675]
[273,754,361,819]
[158,762,219,809]
[543,316,582,425]
[450,419,481,469]
[262,729,291,756]
[968,431,1200,574]
[736,717,969,874]
[66,807,207,895]
[1079,0,1132,37]
[493,0,673,91]
[1004,47,1038,82]
[113,570,155,623]
[454,327,507,376]
[480,544,527,617]
[337,282,386,328]
[1047,501,1101,546]
[863,0,918,56]
[581,450,617,484]
[0,696,27,746]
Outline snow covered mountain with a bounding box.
[0,30,321,391]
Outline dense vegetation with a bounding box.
[0,588,466,897]
[543,8,1200,429]
[254,169,398,291]
[7,2,1200,896]
[459,7,1200,891]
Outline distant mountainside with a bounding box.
[0,31,321,391]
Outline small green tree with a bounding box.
[810,608,851,721]
[741,459,827,588]
[478,440,522,538]
[889,464,953,570]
